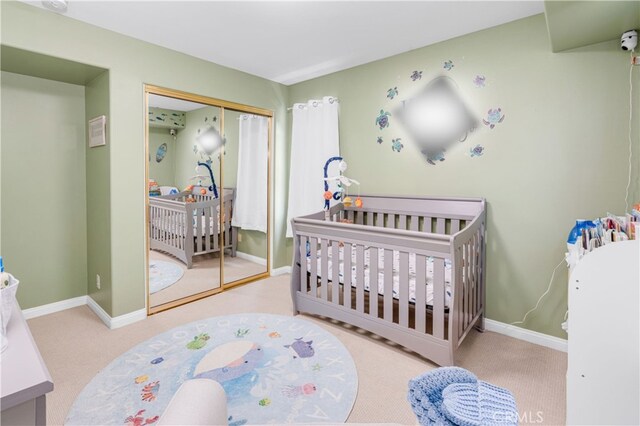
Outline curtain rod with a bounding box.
[287,97,339,111]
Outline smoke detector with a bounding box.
[42,0,68,13]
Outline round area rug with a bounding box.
[149,260,183,294]
[65,313,358,425]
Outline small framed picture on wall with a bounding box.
[88,115,107,148]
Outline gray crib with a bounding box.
[290,195,486,366]
[149,188,237,268]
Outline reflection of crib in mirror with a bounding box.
[149,188,237,268]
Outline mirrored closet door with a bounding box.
[145,86,271,314]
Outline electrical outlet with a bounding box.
[96,274,101,290]
[238,233,242,242]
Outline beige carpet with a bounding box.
[149,250,266,307]
[27,275,566,425]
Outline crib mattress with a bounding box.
[305,246,452,307]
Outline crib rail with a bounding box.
[290,195,486,366]
[149,188,236,268]
[150,197,193,267]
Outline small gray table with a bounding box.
[1,299,53,426]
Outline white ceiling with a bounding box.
[148,93,207,111]
[24,1,544,85]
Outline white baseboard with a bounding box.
[110,307,147,329]
[485,319,567,352]
[23,295,147,330]
[86,296,146,330]
[22,295,88,320]
[271,266,291,276]
[235,251,267,266]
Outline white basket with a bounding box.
[1,274,20,353]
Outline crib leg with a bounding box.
[231,227,238,257]
[290,265,300,316]
[474,312,485,332]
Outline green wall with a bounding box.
[174,106,222,191]
[149,128,177,188]
[1,1,290,317]
[1,71,88,308]
[289,14,640,338]
[85,71,112,312]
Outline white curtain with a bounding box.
[232,114,268,233]
[286,96,340,237]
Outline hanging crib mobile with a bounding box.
[322,156,362,216]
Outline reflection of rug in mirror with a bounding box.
[149,260,184,294]
[66,314,358,425]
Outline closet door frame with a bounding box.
[144,84,273,315]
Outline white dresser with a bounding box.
[566,240,639,425]
[0,300,53,426]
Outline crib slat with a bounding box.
[410,215,419,232]
[176,212,184,250]
[472,232,479,318]
[355,211,363,225]
[451,219,460,234]
[469,239,474,326]
[173,211,177,248]
[399,251,409,327]
[387,214,396,229]
[226,202,232,247]
[369,247,379,318]
[383,249,393,322]
[174,211,178,248]
[456,245,464,338]
[375,213,384,227]
[223,203,229,247]
[433,257,446,340]
[468,235,474,323]
[424,217,432,233]
[331,241,340,304]
[299,236,308,293]
[436,217,445,235]
[475,231,482,315]
[464,242,470,328]
[196,208,203,252]
[161,208,166,243]
[356,244,365,313]
[343,243,352,309]
[309,237,318,297]
[204,205,211,251]
[166,210,171,246]
[347,210,354,223]
[212,207,219,250]
[366,212,373,226]
[415,255,426,333]
[169,211,174,248]
[320,239,328,301]
[398,215,407,231]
